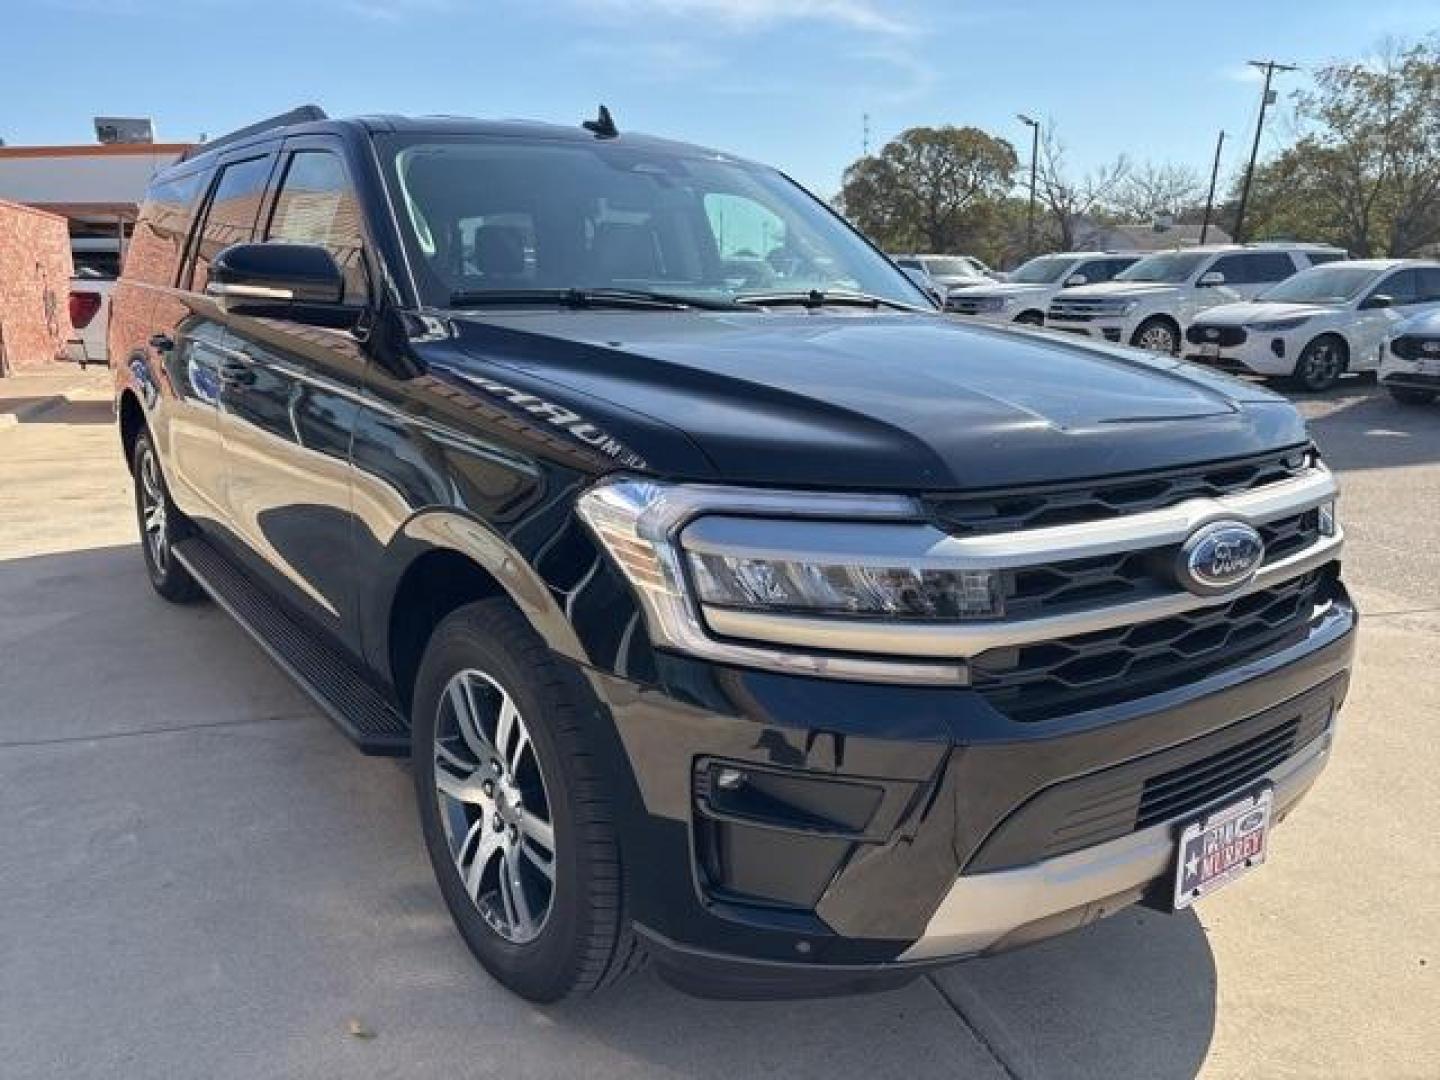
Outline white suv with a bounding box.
[1046,244,1347,354]
[1184,260,1440,391]
[946,252,1140,326]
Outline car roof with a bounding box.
[168,111,749,176]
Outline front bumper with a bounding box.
[1045,316,1135,344]
[579,583,1356,997]
[1185,336,1295,377]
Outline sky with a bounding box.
[2,0,1435,197]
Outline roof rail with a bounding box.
[179,105,328,161]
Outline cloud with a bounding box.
[579,0,913,35]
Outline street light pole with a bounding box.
[1018,114,1039,257]
[1233,59,1296,242]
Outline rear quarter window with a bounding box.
[124,170,206,286]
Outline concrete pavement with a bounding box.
[0,368,1435,1078]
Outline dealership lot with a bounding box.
[1,371,1436,1079]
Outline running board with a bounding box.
[173,535,410,756]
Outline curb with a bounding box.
[0,393,69,430]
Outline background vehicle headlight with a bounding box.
[970,296,1007,313]
[1249,316,1311,332]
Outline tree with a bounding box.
[836,126,1018,254]
[1034,125,1130,249]
[1113,162,1206,223]
[1242,38,1440,255]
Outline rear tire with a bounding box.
[1014,311,1044,327]
[131,432,203,604]
[1131,317,1179,355]
[1388,386,1437,406]
[411,599,641,1002]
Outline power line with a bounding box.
[1233,59,1297,242]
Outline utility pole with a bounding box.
[1233,59,1296,242]
[1200,129,1226,244]
[1017,114,1040,257]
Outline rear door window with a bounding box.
[187,155,275,291]
[126,171,206,286]
[1414,268,1440,304]
[265,150,368,303]
[1211,252,1298,285]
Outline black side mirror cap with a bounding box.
[1360,294,1394,310]
[209,242,347,309]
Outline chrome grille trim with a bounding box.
[697,465,1340,660]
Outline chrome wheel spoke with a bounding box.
[500,845,536,939]
[435,668,555,945]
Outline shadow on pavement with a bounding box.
[1293,382,1440,473]
[16,398,117,426]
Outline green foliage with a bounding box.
[835,125,1018,259]
[1242,38,1440,255]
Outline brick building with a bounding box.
[0,200,74,374]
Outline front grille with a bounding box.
[1388,335,1440,362]
[947,295,1001,315]
[1186,324,1248,347]
[971,569,1332,722]
[1137,719,1298,829]
[926,448,1311,536]
[1048,298,1129,322]
[1000,507,1319,618]
[963,676,1339,872]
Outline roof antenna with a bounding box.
[583,104,619,140]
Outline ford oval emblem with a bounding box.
[1204,328,1219,339]
[1177,521,1265,596]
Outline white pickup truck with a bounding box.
[1045,243,1348,354]
[66,237,122,368]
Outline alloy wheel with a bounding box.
[138,446,170,576]
[1300,341,1344,390]
[1136,324,1177,353]
[433,669,557,944]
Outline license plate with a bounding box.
[1172,788,1273,910]
[1199,342,1221,358]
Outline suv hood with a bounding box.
[1060,281,1184,301]
[1194,301,1338,327]
[431,310,1305,491]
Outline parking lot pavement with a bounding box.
[1,370,1436,1079]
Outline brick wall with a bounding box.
[0,200,74,374]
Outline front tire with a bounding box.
[411,599,640,1002]
[1131,317,1179,354]
[1292,335,1348,392]
[131,431,203,603]
[1388,386,1437,406]
[1014,311,1044,327]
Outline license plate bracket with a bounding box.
[1172,787,1274,911]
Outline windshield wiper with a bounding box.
[447,287,746,312]
[734,289,929,313]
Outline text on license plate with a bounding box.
[1173,788,1273,911]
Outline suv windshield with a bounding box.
[1008,255,1076,285]
[382,136,929,310]
[923,257,980,277]
[1115,251,1210,284]
[1260,264,1380,305]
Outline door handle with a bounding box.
[218,358,255,386]
[149,333,174,353]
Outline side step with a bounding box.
[173,535,410,756]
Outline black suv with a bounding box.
[111,107,1354,1002]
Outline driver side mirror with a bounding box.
[208,243,358,326]
[901,266,945,308]
[1197,270,1226,287]
[1360,293,1394,310]
[1064,273,1088,287]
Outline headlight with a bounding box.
[967,296,1007,313]
[1248,316,1311,332]
[576,478,969,683]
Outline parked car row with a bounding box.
[941,241,1440,397]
